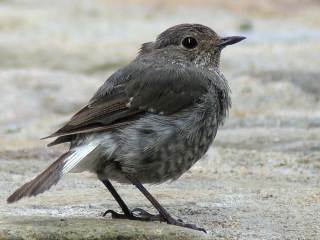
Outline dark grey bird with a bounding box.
[7,23,245,232]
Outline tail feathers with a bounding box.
[7,141,100,203]
[7,152,72,204]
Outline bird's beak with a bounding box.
[218,36,246,47]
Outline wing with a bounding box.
[45,59,214,144]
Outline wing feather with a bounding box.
[45,59,216,144]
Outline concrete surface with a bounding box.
[0,0,320,239]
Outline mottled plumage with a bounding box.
[7,23,245,232]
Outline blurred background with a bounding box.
[0,0,319,239]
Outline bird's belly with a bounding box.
[145,131,214,183]
[126,120,216,183]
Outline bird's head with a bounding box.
[140,23,245,68]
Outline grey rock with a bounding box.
[0,216,209,240]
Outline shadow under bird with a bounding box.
[7,23,245,232]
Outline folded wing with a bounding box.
[46,60,214,144]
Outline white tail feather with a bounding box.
[62,142,100,174]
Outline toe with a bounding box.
[103,209,128,219]
[132,208,153,217]
[103,209,116,217]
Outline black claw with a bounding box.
[200,228,207,233]
[103,208,163,222]
[131,208,165,222]
[102,209,113,217]
[131,207,150,215]
[184,223,207,233]
[103,209,129,219]
[166,217,207,233]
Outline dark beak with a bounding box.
[218,36,246,47]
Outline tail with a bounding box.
[7,143,99,203]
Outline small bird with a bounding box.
[7,24,245,232]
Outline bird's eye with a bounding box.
[181,37,198,49]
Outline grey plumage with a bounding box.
[7,24,244,231]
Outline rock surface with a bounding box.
[1,0,320,239]
[0,217,208,240]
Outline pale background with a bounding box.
[0,0,320,239]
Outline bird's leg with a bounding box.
[127,175,207,233]
[101,179,132,218]
[101,179,163,221]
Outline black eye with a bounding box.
[181,37,198,49]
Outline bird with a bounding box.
[7,23,245,232]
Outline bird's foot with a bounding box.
[103,208,165,222]
[165,216,207,233]
[103,208,205,232]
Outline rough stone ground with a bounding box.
[0,0,320,239]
